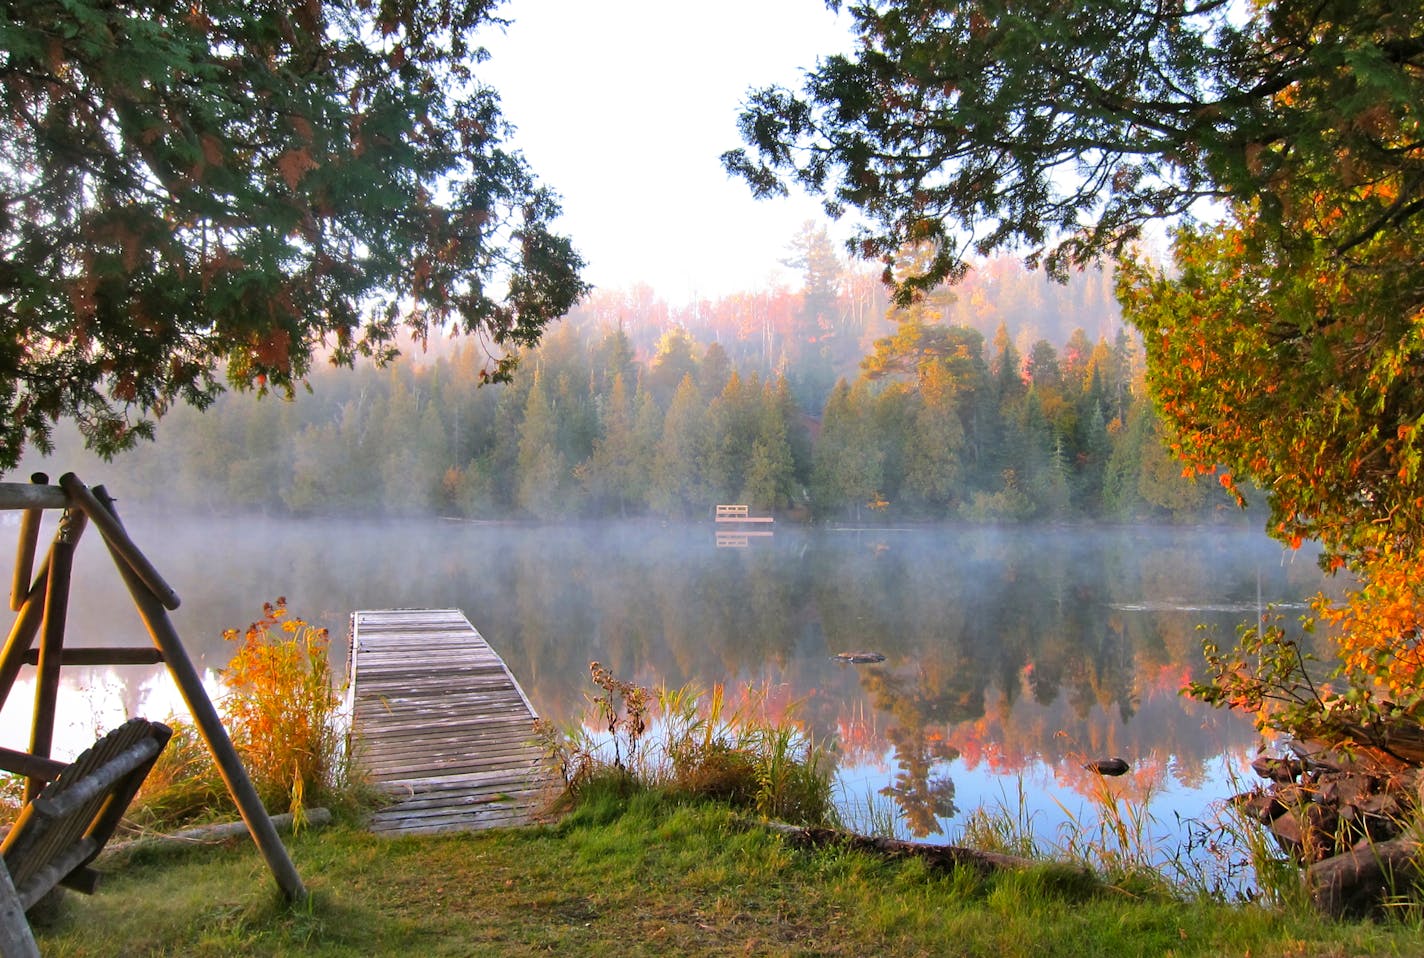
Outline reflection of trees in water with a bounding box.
[879,722,960,835]
[950,668,1254,782]
[820,661,1259,837]
[834,699,888,771]
[797,528,1305,835]
[55,519,1308,822]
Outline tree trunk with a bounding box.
[750,820,1086,879]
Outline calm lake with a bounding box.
[1,515,1331,865]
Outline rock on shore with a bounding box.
[1233,739,1422,916]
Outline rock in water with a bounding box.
[833,651,886,664]
[1084,758,1130,776]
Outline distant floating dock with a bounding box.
[345,609,552,835]
[714,504,774,524]
[714,504,774,547]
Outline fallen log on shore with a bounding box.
[1306,834,1424,918]
[746,819,1089,880]
[106,808,332,859]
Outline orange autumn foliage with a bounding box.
[1121,139,1424,722]
[1315,548,1424,698]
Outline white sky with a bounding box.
[479,0,857,304]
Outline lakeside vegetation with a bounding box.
[13,640,1424,954]
[5,596,1421,953]
[24,794,1424,957]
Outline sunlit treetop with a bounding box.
[0,0,589,468]
[724,0,1424,301]
[1106,0,1424,565]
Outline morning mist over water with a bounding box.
[3,515,1331,843]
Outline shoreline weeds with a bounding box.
[31,796,1424,957]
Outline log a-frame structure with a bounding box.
[0,473,308,907]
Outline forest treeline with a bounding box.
[23,245,1238,523]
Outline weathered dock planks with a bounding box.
[346,609,553,835]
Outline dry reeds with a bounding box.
[128,599,357,829]
[536,664,837,827]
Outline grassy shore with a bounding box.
[30,790,1423,957]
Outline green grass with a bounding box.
[30,791,1424,957]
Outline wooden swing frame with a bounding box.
[0,473,307,909]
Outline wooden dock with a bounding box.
[714,504,774,524]
[345,609,553,835]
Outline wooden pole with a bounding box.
[0,557,47,711]
[10,472,47,612]
[19,647,164,667]
[90,487,308,903]
[0,858,40,958]
[59,474,180,611]
[0,474,53,710]
[25,509,85,803]
[0,482,66,512]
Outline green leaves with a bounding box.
[0,0,588,469]
[728,0,1424,301]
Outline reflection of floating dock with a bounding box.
[715,530,775,548]
[346,609,552,835]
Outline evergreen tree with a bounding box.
[904,362,966,515]
[742,382,797,511]
[783,222,844,411]
[379,370,426,514]
[773,375,814,498]
[870,385,915,512]
[1026,340,1062,391]
[580,374,643,516]
[812,380,884,520]
[591,324,637,397]
[1061,329,1094,392]
[649,375,709,517]
[1,0,587,466]
[516,377,568,519]
[697,342,735,398]
[647,327,699,405]
[704,372,760,503]
[1102,399,1153,520]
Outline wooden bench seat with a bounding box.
[1,718,172,954]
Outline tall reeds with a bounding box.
[947,763,1312,905]
[129,599,357,829]
[535,664,838,827]
[220,598,349,821]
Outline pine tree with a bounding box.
[904,362,966,515]
[581,374,643,516]
[742,382,797,511]
[812,380,884,520]
[649,375,709,517]
[1,0,587,466]
[516,377,568,519]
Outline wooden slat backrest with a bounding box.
[1,718,171,910]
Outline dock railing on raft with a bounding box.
[0,472,308,903]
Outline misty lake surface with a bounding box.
[2,515,1330,866]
